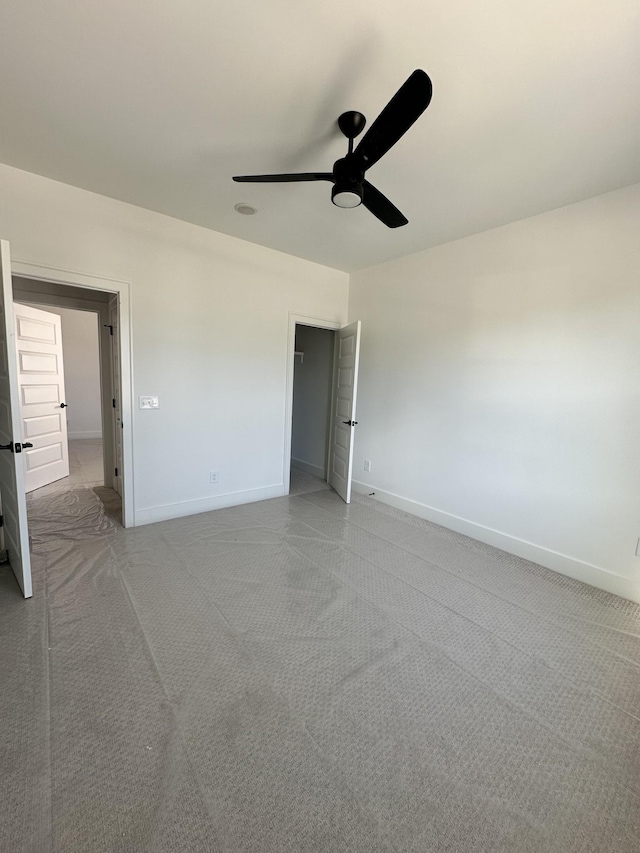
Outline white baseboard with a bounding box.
[291,458,326,479]
[352,480,638,603]
[135,483,286,527]
[68,430,102,440]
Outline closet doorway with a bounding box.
[290,323,336,495]
[285,313,362,503]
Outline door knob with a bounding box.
[342,420,358,426]
[59,403,67,408]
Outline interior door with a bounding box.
[0,240,32,597]
[14,303,70,492]
[109,297,122,496]
[328,320,361,503]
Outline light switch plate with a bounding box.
[139,395,159,409]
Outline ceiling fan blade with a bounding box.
[233,173,333,183]
[352,70,432,172]
[362,181,408,228]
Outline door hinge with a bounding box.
[104,324,113,335]
[0,514,3,528]
[115,467,118,477]
[112,398,116,408]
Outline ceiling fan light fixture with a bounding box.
[331,184,362,209]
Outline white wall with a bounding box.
[291,325,334,477]
[22,305,102,439]
[349,183,640,603]
[0,163,349,523]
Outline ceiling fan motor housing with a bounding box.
[337,111,366,140]
[331,156,364,208]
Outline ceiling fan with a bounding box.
[233,69,433,228]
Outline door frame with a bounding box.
[283,313,341,495]
[10,258,135,527]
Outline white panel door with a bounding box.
[109,298,122,496]
[14,303,70,492]
[0,240,32,597]
[328,320,361,503]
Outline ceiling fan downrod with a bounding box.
[331,111,367,208]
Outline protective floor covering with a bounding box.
[1,485,640,852]
[289,467,332,496]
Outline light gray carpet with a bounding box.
[289,466,332,496]
[1,484,639,852]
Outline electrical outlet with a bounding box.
[364,459,371,472]
[210,471,219,484]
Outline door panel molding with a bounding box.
[14,303,70,492]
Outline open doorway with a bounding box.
[12,275,126,528]
[290,323,336,496]
[285,315,362,503]
[14,302,104,494]
[0,243,133,598]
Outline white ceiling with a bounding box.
[1,1,639,272]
